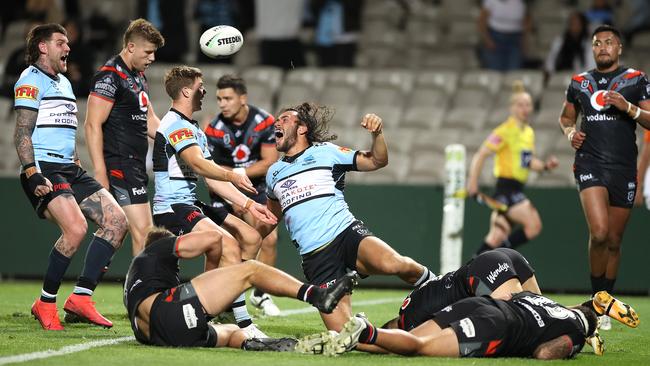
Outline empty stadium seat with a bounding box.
[440,107,489,132]
[459,70,503,94]
[503,70,545,99]
[415,70,460,96]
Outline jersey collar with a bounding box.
[170,107,199,126]
[32,64,59,81]
[282,145,311,163]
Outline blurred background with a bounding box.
[1,0,650,293]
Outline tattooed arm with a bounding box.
[14,108,52,196]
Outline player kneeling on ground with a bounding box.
[124,227,357,349]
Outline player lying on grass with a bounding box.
[382,248,540,332]
[313,290,638,359]
[123,227,358,349]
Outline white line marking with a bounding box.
[0,336,135,365]
[1,296,403,364]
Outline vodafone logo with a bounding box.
[138,91,149,112]
[231,144,251,163]
[590,90,610,111]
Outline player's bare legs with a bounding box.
[355,236,425,284]
[521,275,542,294]
[505,199,542,241]
[489,278,524,300]
[121,203,153,255]
[579,187,631,283]
[484,211,511,249]
[221,214,262,261]
[45,195,89,257]
[192,218,241,270]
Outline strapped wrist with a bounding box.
[244,198,254,210]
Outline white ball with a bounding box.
[199,25,244,58]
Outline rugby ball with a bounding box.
[199,25,244,58]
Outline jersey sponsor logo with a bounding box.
[302,155,316,166]
[15,85,38,100]
[459,318,476,338]
[598,77,608,85]
[94,76,118,95]
[519,302,545,327]
[589,90,611,112]
[400,296,411,310]
[486,262,510,284]
[585,113,616,122]
[131,187,146,196]
[579,173,594,182]
[138,91,149,113]
[352,222,370,235]
[232,144,251,163]
[182,303,199,329]
[168,128,195,146]
[280,179,297,189]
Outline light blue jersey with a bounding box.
[14,65,77,166]
[152,108,212,214]
[266,142,359,254]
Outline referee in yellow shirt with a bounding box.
[467,82,559,255]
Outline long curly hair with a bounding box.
[282,102,337,144]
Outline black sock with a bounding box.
[41,248,72,303]
[504,229,528,249]
[297,284,315,303]
[75,236,115,294]
[253,288,265,297]
[359,320,378,344]
[590,274,606,296]
[475,242,492,256]
[603,277,616,293]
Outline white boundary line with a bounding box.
[0,297,402,365]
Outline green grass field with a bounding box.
[1,281,648,366]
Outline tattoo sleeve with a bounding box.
[14,108,38,167]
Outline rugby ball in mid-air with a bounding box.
[199,25,244,58]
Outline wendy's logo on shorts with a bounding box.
[590,90,611,111]
[52,182,71,192]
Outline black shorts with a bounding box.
[153,201,228,236]
[148,282,217,347]
[107,162,149,206]
[493,178,527,208]
[433,296,509,357]
[467,248,534,296]
[574,153,637,208]
[301,220,373,287]
[20,161,103,219]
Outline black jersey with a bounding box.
[89,55,150,165]
[566,66,650,169]
[123,236,180,343]
[204,105,275,189]
[497,292,586,358]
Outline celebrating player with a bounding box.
[558,24,650,329]
[85,19,164,255]
[468,81,558,255]
[263,103,436,350]
[152,65,275,338]
[124,227,357,349]
[14,24,127,330]
[205,74,281,316]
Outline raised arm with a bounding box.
[179,144,256,194]
[84,94,113,188]
[355,113,388,172]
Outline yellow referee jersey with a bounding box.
[483,116,535,184]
